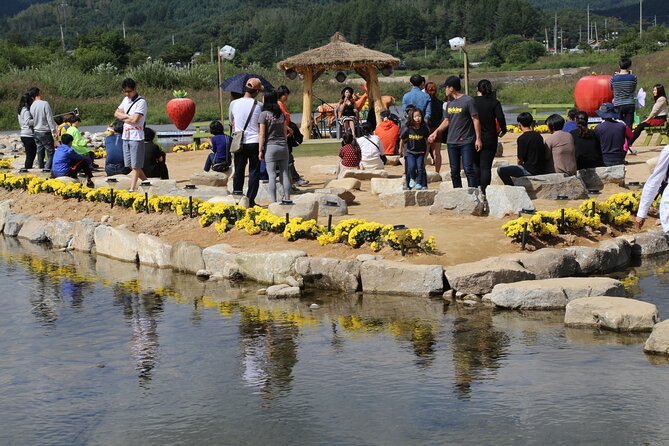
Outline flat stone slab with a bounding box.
[379,190,437,208]
[94,225,138,262]
[644,320,669,356]
[360,260,444,296]
[267,284,301,298]
[565,296,659,332]
[629,231,669,258]
[235,250,307,285]
[342,169,388,180]
[326,178,361,191]
[189,171,229,187]
[370,178,405,195]
[565,238,632,275]
[444,257,535,295]
[576,165,625,190]
[490,277,626,310]
[429,188,485,216]
[93,175,132,190]
[167,185,229,201]
[485,185,535,218]
[384,155,402,166]
[207,195,250,208]
[137,233,173,268]
[268,200,319,221]
[503,248,578,279]
[295,193,347,216]
[513,173,589,200]
[311,164,338,175]
[295,257,361,292]
[313,187,356,205]
[226,178,284,203]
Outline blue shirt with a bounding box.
[53,143,88,177]
[402,87,431,121]
[105,134,124,165]
[563,120,577,133]
[211,134,232,163]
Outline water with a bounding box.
[0,236,668,445]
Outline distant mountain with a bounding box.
[599,0,669,26]
[0,0,50,17]
[528,0,638,10]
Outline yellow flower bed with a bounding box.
[502,191,645,240]
[172,142,211,153]
[0,158,14,169]
[1,173,436,255]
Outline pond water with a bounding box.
[0,236,668,445]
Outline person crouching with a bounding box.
[52,133,94,187]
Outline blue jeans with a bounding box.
[405,152,427,188]
[34,131,55,169]
[497,165,531,186]
[447,143,476,188]
[233,143,261,206]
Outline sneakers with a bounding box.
[295,177,310,187]
[86,178,95,188]
[413,184,424,190]
[409,178,416,189]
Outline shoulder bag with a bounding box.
[230,101,257,154]
[364,135,387,164]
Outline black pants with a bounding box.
[64,160,93,179]
[473,142,496,195]
[616,104,635,128]
[21,136,38,169]
[232,143,260,206]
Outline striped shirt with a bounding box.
[610,73,637,107]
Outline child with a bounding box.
[105,120,131,176]
[497,112,546,185]
[204,120,232,173]
[400,108,429,190]
[52,133,94,187]
[337,131,361,179]
[143,127,169,179]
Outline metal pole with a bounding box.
[640,0,643,37]
[217,47,224,123]
[110,188,114,208]
[327,214,332,232]
[463,38,469,96]
[521,221,529,250]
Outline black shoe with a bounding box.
[86,178,95,188]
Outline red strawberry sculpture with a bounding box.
[166,90,196,130]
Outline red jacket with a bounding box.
[375,120,400,155]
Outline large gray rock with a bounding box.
[17,218,48,243]
[202,243,241,279]
[326,178,361,191]
[576,165,626,190]
[342,169,388,180]
[294,257,361,292]
[54,176,78,184]
[227,178,285,203]
[171,241,205,274]
[630,231,669,258]
[359,260,444,296]
[379,190,437,208]
[513,173,589,199]
[207,195,250,208]
[70,219,99,252]
[313,187,356,205]
[189,171,228,187]
[505,248,579,279]
[565,238,632,275]
[0,199,13,233]
[444,257,535,295]
[426,171,443,183]
[93,225,138,262]
[429,187,485,216]
[3,212,29,237]
[311,164,338,176]
[137,233,173,268]
[268,200,318,221]
[44,218,75,249]
[235,250,307,284]
[565,297,660,332]
[370,177,405,195]
[266,284,302,298]
[490,277,626,310]
[485,185,535,218]
[644,320,669,356]
[295,193,347,216]
[143,179,179,196]
[170,185,230,201]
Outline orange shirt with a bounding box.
[279,101,291,126]
[375,120,400,155]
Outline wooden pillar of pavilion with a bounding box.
[301,68,314,140]
[367,66,384,125]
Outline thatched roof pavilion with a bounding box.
[277,32,400,139]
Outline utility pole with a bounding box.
[594,21,598,43]
[605,18,608,40]
[210,42,213,64]
[640,0,643,37]
[579,25,582,44]
[560,28,563,53]
[172,35,175,45]
[122,21,126,39]
[60,25,65,51]
[587,4,590,43]
[554,13,558,54]
[545,28,549,51]
[435,37,438,51]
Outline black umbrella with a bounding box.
[220,73,274,94]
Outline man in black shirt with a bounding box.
[497,112,545,185]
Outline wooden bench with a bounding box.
[521,103,573,122]
[641,124,669,146]
[191,121,213,149]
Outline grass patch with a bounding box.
[293,142,340,157]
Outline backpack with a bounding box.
[288,121,303,148]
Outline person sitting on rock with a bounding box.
[204,119,232,173]
[571,111,604,170]
[544,113,577,176]
[105,120,131,176]
[375,110,400,155]
[357,122,385,170]
[52,133,94,187]
[337,131,361,179]
[142,127,169,179]
[497,112,546,185]
[594,102,631,167]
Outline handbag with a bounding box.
[230,101,257,154]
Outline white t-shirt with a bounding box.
[229,97,261,144]
[119,95,147,141]
[356,134,383,160]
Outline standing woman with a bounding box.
[473,79,506,195]
[425,81,444,173]
[17,92,37,169]
[630,84,667,146]
[258,91,291,203]
[338,87,358,136]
